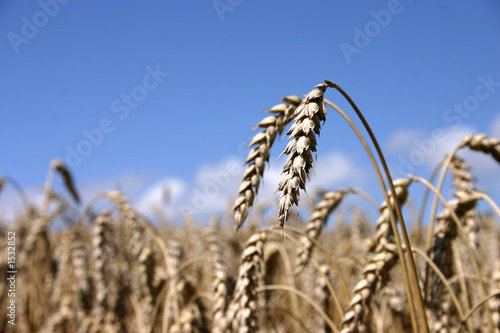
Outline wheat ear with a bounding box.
[427,190,481,330]
[449,156,480,250]
[233,96,303,229]
[461,133,500,163]
[429,190,480,279]
[106,191,155,331]
[341,178,412,333]
[206,233,230,333]
[51,159,80,203]
[225,231,267,333]
[295,189,348,273]
[0,177,6,194]
[491,263,500,333]
[91,212,119,328]
[314,265,332,333]
[277,82,330,228]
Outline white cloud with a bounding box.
[79,172,151,203]
[386,129,425,152]
[491,112,500,137]
[135,178,187,216]
[131,150,368,223]
[387,124,477,175]
[0,184,42,224]
[133,157,245,221]
[386,124,500,207]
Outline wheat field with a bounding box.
[1,81,499,333]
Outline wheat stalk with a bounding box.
[233,96,303,229]
[277,82,331,229]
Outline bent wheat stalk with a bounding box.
[328,84,427,332]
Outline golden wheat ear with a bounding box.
[277,82,329,229]
[233,96,303,230]
[341,178,412,333]
[51,159,80,204]
[461,133,500,163]
[224,231,267,332]
[295,189,348,274]
[0,177,6,193]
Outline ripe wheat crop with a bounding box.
[1,81,500,332]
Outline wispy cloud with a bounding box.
[133,150,369,222]
[491,113,500,137]
[386,122,500,204]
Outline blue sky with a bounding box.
[1,1,500,224]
